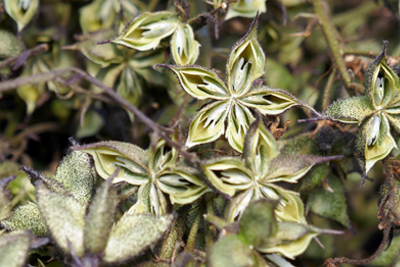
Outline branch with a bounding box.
[0,43,49,71]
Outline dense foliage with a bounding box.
[1,0,400,266]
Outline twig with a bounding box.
[0,44,49,71]
[0,68,198,163]
[324,225,392,267]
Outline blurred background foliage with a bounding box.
[1,0,400,266]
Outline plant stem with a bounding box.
[322,68,337,110]
[312,0,351,87]
[324,225,391,267]
[205,195,216,252]
[0,43,49,70]
[186,208,201,254]
[0,68,198,163]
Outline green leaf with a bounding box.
[364,50,400,108]
[76,110,104,139]
[0,202,48,236]
[0,176,15,220]
[128,182,169,216]
[241,87,302,115]
[226,103,255,152]
[171,24,200,66]
[157,168,212,205]
[51,150,95,206]
[225,0,267,20]
[4,0,39,32]
[385,113,400,133]
[74,141,149,185]
[79,0,140,33]
[0,230,31,267]
[257,221,318,260]
[322,96,374,124]
[112,11,177,51]
[0,30,24,58]
[36,182,85,257]
[209,235,254,267]
[201,157,252,197]
[166,66,230,100]
[238,200,277,247]
[84,177,118,255]
[359,114,397,174]
[186,101,230,148]
[306,175,351,228]
[227,188,255,222]
[227,18,265,96]
[278,133,319,156]
[64,29,123,67]
[243,117,278,177]
[298,164,331,194]
[149,137,176,173]
[102,213,174,263]
[270,188,307,224]
[264,155,342,184]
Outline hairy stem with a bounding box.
[324,225,391,267]
[322,68,337,110]
[312,0,351,87]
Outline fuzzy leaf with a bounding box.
[51,150,95,206]
[209,235,254,267]
[84,177,118,255]
[306,175,351,228]
[36,182,85,257]
[385,113,400,133]
[227,18,265,96]
[102,213,174,263]
[74,141,149,185]
[167,66,230,100]
[157,168,212,205]
[171,24,200,66]
[0,30,24,58]
[0,230,31,267]
[0,176,15,220]
[128,182,169,216]
[112,11,177,51]
[257,221,318,260]
[226,103,255,152]
[4,0,39,32]
[227,188,255,222]
[238,200,277,247]
[365,51,400,108]
[322,96,374,124]
[225,0,267,20]
[0,202,48,236]
[201,157,252,197]
[241,87,302,115]
[64,30,123,67]
[149,137,176,173]
[359,114,397,173]
[186,101,230,148]
[243,117,278,177]
[264,155,342,184]
[298,164,331,194]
